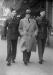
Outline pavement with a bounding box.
[0,36,53,75]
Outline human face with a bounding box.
[26,13,30,18]
[40,11,45,17]
[11,11,16,17]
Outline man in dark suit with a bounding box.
[36,10,51,64]
[4,10,21,66]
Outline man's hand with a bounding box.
[1,35,6,40]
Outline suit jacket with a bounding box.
[4,16,20,40]
[36,16,51,39]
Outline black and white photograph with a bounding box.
[0,0,53,75]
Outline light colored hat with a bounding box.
[26,9,31,14]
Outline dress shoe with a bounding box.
[39,60,43,64]
[7,62,11,66]
[24,61,28,65]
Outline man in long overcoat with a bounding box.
[3,10,21,66]
[36,10,51,64]
[19,9,38,65]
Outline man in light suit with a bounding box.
[19,9,38,65]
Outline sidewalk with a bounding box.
[0,36,53,75]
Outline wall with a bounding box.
[52,1,53,27]
[48,2,52,25]
[3,0,23,10]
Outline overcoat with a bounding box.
[19,17,38,52]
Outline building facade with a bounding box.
[46,1,53,27]
[0,0,53,27]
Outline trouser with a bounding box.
[23,50,31,63]
[7,39,17,62]
[37,39,46,61]
[27,51,31,61]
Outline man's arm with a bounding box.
[3,20,8,37]
[1,20,8,40]
[19,19,24,36]
[34,20,38,36]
